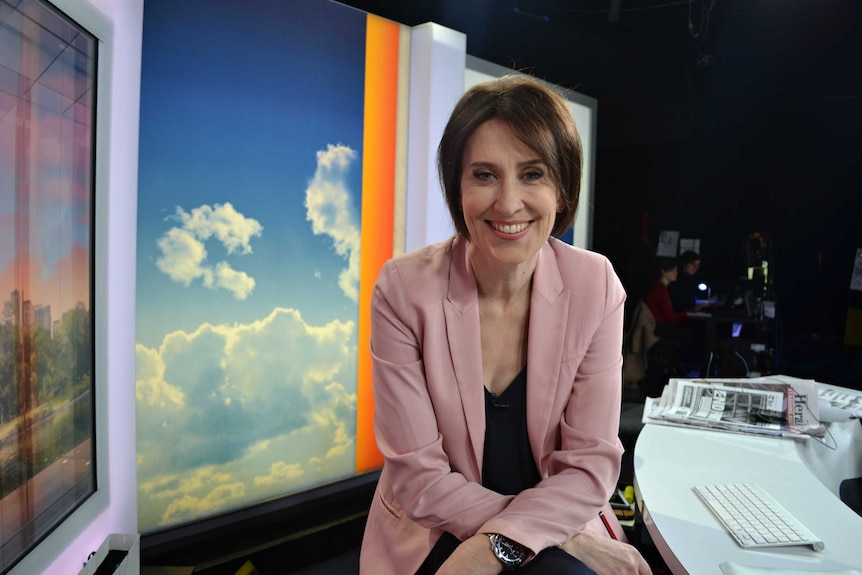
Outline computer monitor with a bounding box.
[721,278,761,318]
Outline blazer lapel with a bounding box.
[443,237,486,479]
[526,242,569,470]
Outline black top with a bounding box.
[482,366,541,495]
[669,273,698,312]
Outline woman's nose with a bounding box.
[493,179,522,215]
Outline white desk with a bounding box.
[634,414,862,573]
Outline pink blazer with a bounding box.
[360,235,627,574]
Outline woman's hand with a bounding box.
[561,530,653,575]
[435,533,503,575]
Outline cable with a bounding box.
[688,0,717,38]
[812,424,839,451]
[734,350,750,376]
[688,0,718,66]
[802,400,838,451]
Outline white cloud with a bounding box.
[176,202,263,255]
[160,482,247,524]
[155,228,210,285]
[135,307,358,530]
[213,261,255,300]
[254,461,305,487]
[305,144,361,302]
[135,344,185,409]
[155,202,262,299]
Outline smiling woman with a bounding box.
[360,75,652,575]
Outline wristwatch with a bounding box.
[487,533,527,570]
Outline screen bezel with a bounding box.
[8,0,140,572]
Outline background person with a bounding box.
[644,257,708,324]
[359,75,651,575]
[642,257,709,378]
[669,250,702,312]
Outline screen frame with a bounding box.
[139,470,380,568]
[1,1,99,571]
[8,0,141,572]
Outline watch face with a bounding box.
[489,533,526,568]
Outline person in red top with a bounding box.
[642,257,709,375]
[643,258,689,323]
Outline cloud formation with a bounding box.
[136,307,357,528]
[305,144,361,302]
[155,202,262,299]
[176,202,263,256]
[139,144,365,528]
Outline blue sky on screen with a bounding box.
[135,0,369,530]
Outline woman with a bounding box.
[360,75,651,575]
[644,258,707,323]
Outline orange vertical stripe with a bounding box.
[356,15,399,473]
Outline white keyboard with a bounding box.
[693,482,824,552]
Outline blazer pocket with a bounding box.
[377,488,404,520]
[557,345,588,391]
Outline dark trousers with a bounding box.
[415,532,597,575]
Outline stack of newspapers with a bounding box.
[642,375,826,440]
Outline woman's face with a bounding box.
[459,118,559,271]
[663,266,679,283]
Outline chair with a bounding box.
[619,301,659,490]
[622,300,661,388]
[624,299,692,399]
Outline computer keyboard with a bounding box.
[693,482,824,552]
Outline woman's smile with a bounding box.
[487,220,530,236]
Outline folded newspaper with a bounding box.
[818,386,862,419]
[642,376,826,440]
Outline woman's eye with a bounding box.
[474,170,494,181]
[523,170,543,181]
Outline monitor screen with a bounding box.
[134,0,393,537]
[0,1,98,572]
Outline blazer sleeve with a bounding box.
[370,261,512,540]
[478,256,627,554]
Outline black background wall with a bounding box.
[343,0,862,386]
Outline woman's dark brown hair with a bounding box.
[437,74,583,239]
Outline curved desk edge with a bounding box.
[633,415,862,575]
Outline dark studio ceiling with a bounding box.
[339,0,862,147]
